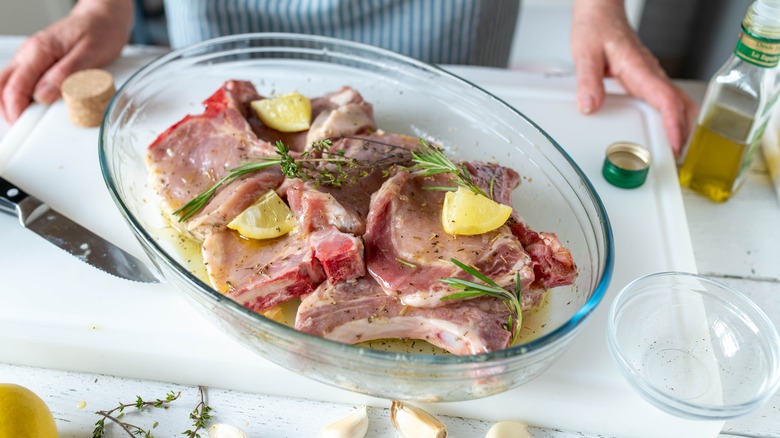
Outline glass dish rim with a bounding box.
[606,271,780,419]
[99,32,615,366]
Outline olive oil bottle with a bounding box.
[678,0,780,202]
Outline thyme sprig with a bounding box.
[93,387,212,438]
[409,139,489,198]
[93,390,180,438]
[440,258,523,342]
[183,386,212,438]
[174,139,377,221]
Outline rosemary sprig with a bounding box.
[173,139,377,221]
[409,139,489,198]
[172,141,291,221]
[440,258,523,342]
[173,159,280,221]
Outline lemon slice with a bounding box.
[251,92,312,132]
[227,190,296,239]
[442,187,513,235]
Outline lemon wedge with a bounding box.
[227,190,296,239]
[251,92,312,132]
[442,187,513,235]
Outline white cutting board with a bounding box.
[0,52,722,437]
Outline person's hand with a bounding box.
[570,0,698,155]
[0,0,133,124]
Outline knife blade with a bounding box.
[0,176,159,283]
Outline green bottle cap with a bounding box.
[602,142,652,189]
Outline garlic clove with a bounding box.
[390,400,447,438]
[321,406,369,438]
[207,423,248,438]
[485,421,532,438]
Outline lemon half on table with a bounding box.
[0,383,58,438]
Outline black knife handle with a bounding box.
[0,176,30,217]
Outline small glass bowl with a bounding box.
[607,272,780,420]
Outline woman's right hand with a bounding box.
[570,0,698,155]
[0,0,133,123]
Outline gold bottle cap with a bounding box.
[602,142,652,189]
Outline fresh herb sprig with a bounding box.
[183,386,212,438]
[93,391,181,438]
[173,159,279,221]
[174,139,376,221]
[93,386,213,438]
[440,258,523,341]
[409,139,489,198]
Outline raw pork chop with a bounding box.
[295,277,512,355]
[364,167,535,308]
[146,80,283,240]
[202,229,326,312]
[202,223,364,311]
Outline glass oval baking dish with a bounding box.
[99,33,614,401]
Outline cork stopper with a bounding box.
[61,69,116,128]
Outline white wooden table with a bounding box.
[682,147,780,438]
[1,37,778,437]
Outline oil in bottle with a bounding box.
[678,105,754,202]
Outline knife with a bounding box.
[0,176,159,283]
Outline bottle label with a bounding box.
[734,26,780,67]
